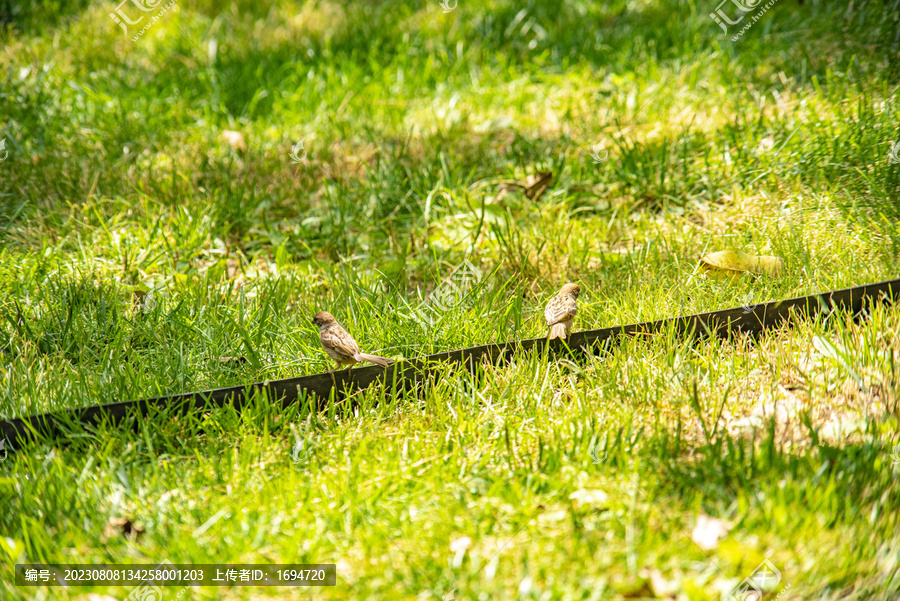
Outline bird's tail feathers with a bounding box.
[548,323,567,340]
[356,353,390,367]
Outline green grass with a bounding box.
[1,0,900,599]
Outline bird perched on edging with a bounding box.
[312,311,391,370]
[544,283,581,340]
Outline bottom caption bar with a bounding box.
[15,563,336,586]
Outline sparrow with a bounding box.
[544,283,580,340]
[312,311,390,370]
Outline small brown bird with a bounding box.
[544,283,581,340]
[312,311,390,370]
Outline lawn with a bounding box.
[1,0,899,599]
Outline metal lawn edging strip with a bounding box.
[1,278,897,451]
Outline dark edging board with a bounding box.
[1,277,897,451]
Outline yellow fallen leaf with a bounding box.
[699,249,783,280]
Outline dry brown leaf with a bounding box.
[449,536,472,553]
[222,130,246,152]
[524,171,553,200]
[449,536,472,568]
[644,568,680,598]
[103,516,144,541]
[568,488,609,506]
[620,579,656,599]
[219,356,248,365]
[691,514,732,550]
[494,171,552,200]
[130,290,147,313]
[757,135,776,153]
